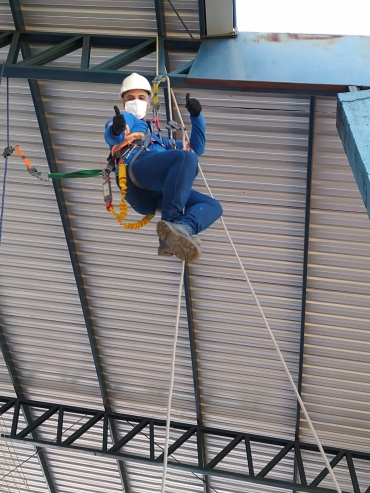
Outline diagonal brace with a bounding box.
[310,450,346,487]
[156,426,197,463]
[92,38,156,71]
[207,434,244,469]
[0,31,13,49]
[108,420,150,453]
[169,60,194,75]
[257,441,294,478]
[17,35,83,66]
[63,412,104,445]
[16,406,59,438]
[0,398,16,415]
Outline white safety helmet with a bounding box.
[119,73,153,99]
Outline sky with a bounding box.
[236,0,370,36]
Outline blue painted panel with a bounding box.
[337,89,370,220]
[189,32,370,89]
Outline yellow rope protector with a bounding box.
[107,162,154,230]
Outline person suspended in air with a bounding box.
[104,73,222,262]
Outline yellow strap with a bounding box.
[108,162,155,230]
[153,83,159,110]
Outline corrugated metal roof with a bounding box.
[186,89,309,439]
[0,77,104,409]
[0,0,14,29]
[17,0,200,38]
[21,0,158,36]
[0,408,51,493]
[300,97,370,454]
[1,5,370,491]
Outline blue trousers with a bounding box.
[126,149,222,235]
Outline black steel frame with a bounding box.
[1,397,368,493]
[1,30,199,86]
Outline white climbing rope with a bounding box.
[170,88,342,493]
[161,260,185,493]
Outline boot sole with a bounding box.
[157,220,201,262]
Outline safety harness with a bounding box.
[102,129,155,230]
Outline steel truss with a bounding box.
[0,397,368,493]
[0,30,199,86]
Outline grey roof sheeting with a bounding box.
[301,97,370,453]
[0,0,14,29]
[1,2,370,493]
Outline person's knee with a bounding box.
[170,150,198,176]
[184,151,199,176]
[212,198,223,219]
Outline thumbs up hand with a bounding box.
[111,105,126,136]
[185,93,202,117]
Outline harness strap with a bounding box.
[123,126,153,190]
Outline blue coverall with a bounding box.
[104,112,222,235]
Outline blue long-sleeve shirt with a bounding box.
[104,111,206,158]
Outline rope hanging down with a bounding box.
[0,63,9,248]
[161,260,185,493]
[169,89,343,493]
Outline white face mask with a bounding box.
[124,99,148,120]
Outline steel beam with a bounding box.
[293,95,315,489]
[1,4,62,491]
[1,397,369,493]
[0,31,13,49]
[27,74,131,493]
[198,0,207,37]
[169,60,194,75]
[3,29,370,95]
[17,35,83,66]
[184,265,210,493]
[295,97,315,437]
[154,0,166,38]
[92,38,156,71]
[6,2,130,491]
